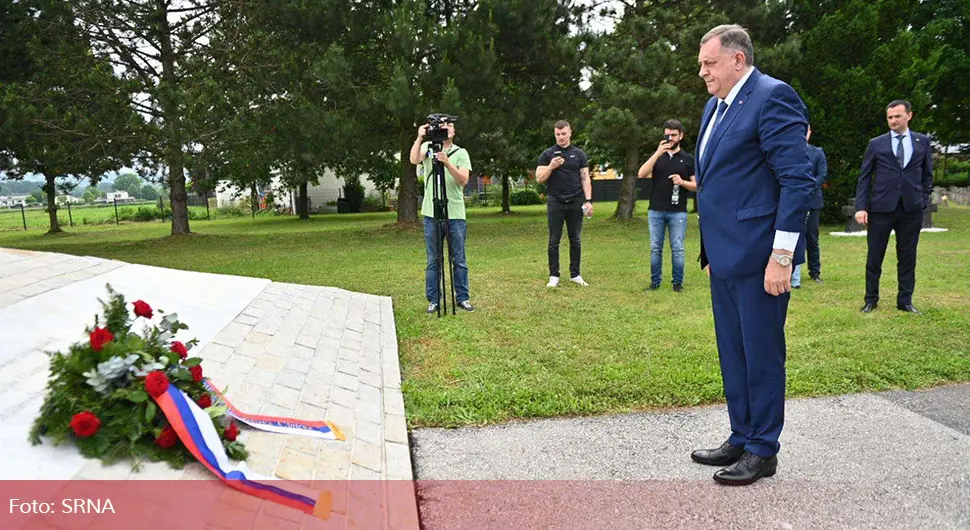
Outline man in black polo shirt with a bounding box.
[536,120,592,287]
[637,119,696,292]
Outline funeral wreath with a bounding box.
[28,285,247,468]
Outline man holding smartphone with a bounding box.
[536,120,592,287]
[637,119,696,292]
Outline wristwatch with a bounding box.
[770,252,793,267]
[584,199,592,203]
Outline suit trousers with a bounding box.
[806,209,821,277]
[710,272,789,458]
[865,203,922,306]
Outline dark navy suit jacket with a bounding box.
[807,144,827,210]
[854,132,934,214]
[696,69,815,277]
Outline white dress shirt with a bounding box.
[893,128,913,167]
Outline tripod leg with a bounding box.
[439,221,446,317]
[445,221,457,314]
[435,219,443,318]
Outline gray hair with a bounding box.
[701,25,754,66]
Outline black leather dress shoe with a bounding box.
[811,275,823,284]
[713,451,777,486]
[860,302,877,313]
[691,441,744,466]
[897,304,922,315]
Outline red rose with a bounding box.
[69,411,101,438]
[223,422,238,441]
[155,425,178,449]
[196,393,212,408]
[170,341,188,358]
[89,327,114,352]
[132,300,153,319]
[144,370,169,398]
[190,365,203,383]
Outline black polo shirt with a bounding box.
[538,144,589,201]
[649,150,695,212]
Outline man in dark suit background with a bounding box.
[792,126,828,288]
[805,126,828,284]
[854,100,934,314]
[690,25,814,486]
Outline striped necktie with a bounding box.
[895,134,906,168]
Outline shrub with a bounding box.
[132,206,162,222]
[935,172,969,188]
[510,188,543,205]
[343,176,365,213]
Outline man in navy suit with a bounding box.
[690,25,815,486]
[792,126,828,288]
[855,100,934,315]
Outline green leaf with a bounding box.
[206,405,228,419]
[145,402,157,422]
[181,357,202,367]
[128,391,148,403]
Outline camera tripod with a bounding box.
[429,142,457,317]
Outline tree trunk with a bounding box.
[157,2,190,235]
[396,133,419,224]
[44,175,61,233]
[297,180,310,220]
[501,174,511,214]
[613,145,639,219]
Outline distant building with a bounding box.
[103,191,132,202]
[0,195,28,208]
[55,195,84,205]
[215,169,379,213]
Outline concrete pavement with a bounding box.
[413,385,970,529]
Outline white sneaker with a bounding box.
[569,275,589,287]
[546,276,560,287]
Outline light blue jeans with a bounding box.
[791,264,801,287]
[648,210,687,286]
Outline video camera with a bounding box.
[425,113,459,146]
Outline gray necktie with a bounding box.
[895,134,905,168]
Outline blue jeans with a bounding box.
[648,210,687,286]
[424,216,469,304]
[791,264,801,287]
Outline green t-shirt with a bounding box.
[419,141,472,221]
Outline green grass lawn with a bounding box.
[0,203,215,230]
[2,203,968,428]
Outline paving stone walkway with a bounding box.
[0,248,418,529]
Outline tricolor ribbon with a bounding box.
[152,384,334,519]
[203,379,345,441]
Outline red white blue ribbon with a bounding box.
[152,385,333,519]
[202,379,345,441]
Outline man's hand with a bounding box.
[704,265,711,277]
[417,124,428,140]
[550,156,565,169]
[583,201,594,217]
[655,139,674,156]
[434,151,452,167]
[854,210,868,225]
[764,250,792,296]
[670,174,686,187]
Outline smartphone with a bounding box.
[553,150,562,158]
[664,134,672,142]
